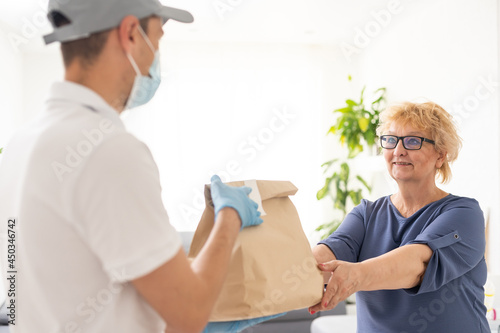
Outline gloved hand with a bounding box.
[202,313,286,333]
[210,175,263,229]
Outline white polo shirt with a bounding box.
[0,81,181,332]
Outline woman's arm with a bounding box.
[312,244,337,283]
[309,243,432,313]
[359,243,432,290]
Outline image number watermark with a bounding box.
[6,218,18,325]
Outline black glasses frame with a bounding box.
[380,135,435,150]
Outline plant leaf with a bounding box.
[371,95,384,106]
[359,86,366,104]
[356,175,372,192]
[320,158,338,169]
[364,130,375,145]
[334,107,352,114]
[358,117,369,132]
[315,222,331,232]
[371,87,386,108]
[317,177,333,200]
[318,82,386,239]
[340,162,350,181]
[345,99,357,107]
[316,219,343,240]
[347,144,363,158]
[335,189,347,211]
[349,190,363,205]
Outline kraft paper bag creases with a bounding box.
[188,179,323,321]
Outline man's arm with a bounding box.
[133,176,262,333]
[309,244,432,313]
[132,208,241,333]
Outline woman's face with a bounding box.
[383,123,445,185]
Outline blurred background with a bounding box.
[0,0,498,273]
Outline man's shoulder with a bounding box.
[9,104,147,184]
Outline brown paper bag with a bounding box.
[188,179,323,321]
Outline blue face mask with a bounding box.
[125,26,161,109]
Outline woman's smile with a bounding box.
[393,161,412,166]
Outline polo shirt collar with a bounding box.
[47,81,125,128]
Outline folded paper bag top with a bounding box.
[188,179,324,321]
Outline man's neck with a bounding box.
[64,60,129,113]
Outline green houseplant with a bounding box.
[328,84,386,158]
[316,80,386,239]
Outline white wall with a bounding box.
[22,48,64,121]
[0,22,23,151]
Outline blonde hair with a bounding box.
[376,101,462,184]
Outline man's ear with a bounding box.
[117,15,140,54]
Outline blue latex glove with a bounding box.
[202,313,286,333]
[210,175,263,229]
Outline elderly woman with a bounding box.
[310,102,489,332]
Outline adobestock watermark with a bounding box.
[234,256,321,333]
[53,269,129,333]
[400,278,464,333]
[212,0,246,21]
[51,118,116,182]
[178,105,297,227]
[6,0,55,53]
[448,74,498,125]
[340,0,404,64]
[254,256,319,316]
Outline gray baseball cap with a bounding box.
[43,0,194,44]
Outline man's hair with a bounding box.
[51,12,151,68]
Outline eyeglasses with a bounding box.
[380,135,435,150]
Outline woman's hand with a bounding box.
[312,244,337,284]
[309,244,433,314]
[308,260,364,314]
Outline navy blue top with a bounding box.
[319,194,489,333]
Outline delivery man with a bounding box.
[0,0,276,332]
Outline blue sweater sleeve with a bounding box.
[406,198,485,294]
[318,201,367,262]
